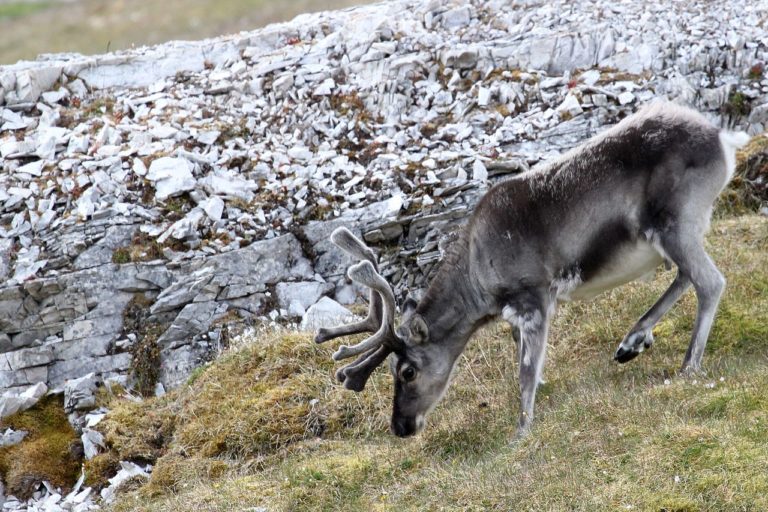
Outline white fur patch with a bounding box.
[619,329,653,353]
[719,131,751,181]
[569,241,664,301]
[502,305,542,333]
[551,272,582,301]
[643,229,670,262]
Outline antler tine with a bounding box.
[330,227,379,271]
[313,228,401,392]
[331,260,397,361]
[336,345,392,392]
[314,228,385,345]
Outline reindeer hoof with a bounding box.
[680,364,704,378]
[614,329,654,363]
[513,423,532,441]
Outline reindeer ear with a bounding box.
[408,314,429,344]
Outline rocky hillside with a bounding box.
[1,0,768,403]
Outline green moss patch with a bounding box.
[0,395,82,499]
[83,452,120,490]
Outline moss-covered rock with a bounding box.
[83,451,121,490]
[0,395,82,499]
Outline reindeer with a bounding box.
[315,101,751,437]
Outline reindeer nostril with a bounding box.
[391,417,416,437]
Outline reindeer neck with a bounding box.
[416,237,490,352]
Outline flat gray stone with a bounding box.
[0,382,48,419]
[156,301,225,349]
[64,372,101,412]
[300,297,354,331]
[0,428,27,448]
[147,157,197,200]
[2,346,54,371]
[276,281,334,311]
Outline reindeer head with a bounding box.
[314,227,458,437]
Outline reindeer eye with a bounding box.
[401,366,416,382]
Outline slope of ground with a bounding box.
[89,213,768,512]
[0,0,367,64]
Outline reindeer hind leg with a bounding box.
[659,230,724,373]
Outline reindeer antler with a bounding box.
[314,227,403,391]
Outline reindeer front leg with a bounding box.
[502,296,552,436]
[615,271,691,363]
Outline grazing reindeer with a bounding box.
[315,101,750,437]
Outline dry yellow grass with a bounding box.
[717,133,768,215]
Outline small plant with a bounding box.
[218,119,250,142]
[112,247,131,264]
[420,123,438,137]
[131,326,162,397]
[123,232,164,262]
[83,452,120,490]
[748,62,764,80]
[723,90,751,118]
[122,294,165,397]
[82,96,116,118]
[329,91,365,116]
[163,196,188,214]
[229,197,252,211]
[495,104,512,117]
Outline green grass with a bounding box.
[90,214,768,512]
[0,0,370,64]
[0,1,51,20]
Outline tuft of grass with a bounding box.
[112,247,131,264]
[141,454,229,497]
[130,325,163,397]
[0,395,82,499]
[82,97,116,118]
[162,193,196,221]
[114,232,165,264]
[98,397,177,463]
[748,62,764,80]
[722,90,752,119]
[97,331,392,510]
[84,451,120,490]
[100,215,768,511]
[716,133,768,215]
[0,1,51,20]
[168,332,388,459]
[122,293,165,397]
